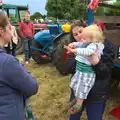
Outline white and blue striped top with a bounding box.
[73,42,104,65]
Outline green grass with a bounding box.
[18,56,120,120]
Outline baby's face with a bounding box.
[80,30,91,43]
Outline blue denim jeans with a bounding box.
[69,88,106,120]
[23,37,33,61]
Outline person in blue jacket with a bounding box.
[0,11,38,120]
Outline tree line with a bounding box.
[31,0,120,21]
[45,0,88,20]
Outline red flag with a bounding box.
[109,106,120,119]
[63,51,69,63]
[88,0,100,12]
[0,0,2,6]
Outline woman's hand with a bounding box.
[88,49,100,66]
[64,45,77,54]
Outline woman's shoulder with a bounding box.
[104,39,117,52]
[103,39,117,60]
[2,54,19,67]
[104,39,115,47]
[0,51,16,70]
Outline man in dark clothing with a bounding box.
[68,39,117,120]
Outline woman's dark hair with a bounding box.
[0,11,9,30]
[70,20,87,41]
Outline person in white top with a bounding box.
[64,24,104,114]
[4,21,18,56]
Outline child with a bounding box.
[18,58,38,120]
[64,24,104,114]
[24,96,37,120]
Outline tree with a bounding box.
[30,12,43,20]
[45,0,64,19]
[95,7,105,16]
[45,0,88,20]
[105,0,120,15]
[72,0,87,19]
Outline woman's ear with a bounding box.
[0,27,4,36]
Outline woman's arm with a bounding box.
[13,27,18,39]
[2,57,38,96]
[32,22,34,38]
[91,40,117,77]
[12,26,18,44]
[19,22,24,38]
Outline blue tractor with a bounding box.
[31,23,69,63]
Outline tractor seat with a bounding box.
[48,25,59,36]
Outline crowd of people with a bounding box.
[0,9,117,120]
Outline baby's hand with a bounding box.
[18,58,24,65]
[64,45,77,54]
[18,58,24,63]
[68,43,75,49]
[18,58,27,67]
[64,45,71,53]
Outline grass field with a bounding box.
[21,57,120,120]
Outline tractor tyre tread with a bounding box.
[52,33,73,75]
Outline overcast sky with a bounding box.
[3,0,47,15]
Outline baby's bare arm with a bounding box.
[68,42,79,49]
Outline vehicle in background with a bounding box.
[0,3,28,54]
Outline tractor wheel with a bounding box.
[31,40,51,64]
[52,33,73,75]
[16,36,24,55]
[110,79,119,92]
[110,66,120,92]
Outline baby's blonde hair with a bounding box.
[83,24,104,43]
